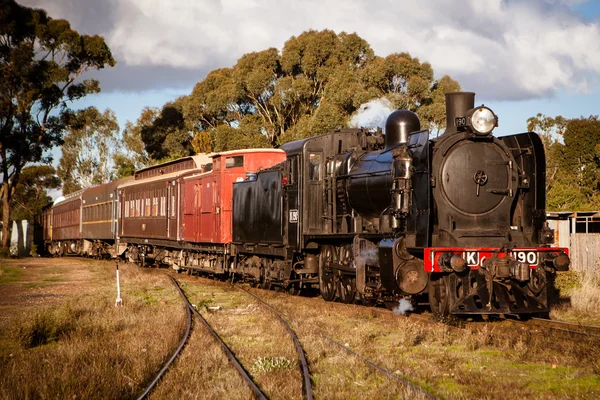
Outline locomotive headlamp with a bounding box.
[467,106,498,135]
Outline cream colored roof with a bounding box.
[210,148,285,158]
[119,168,200,188]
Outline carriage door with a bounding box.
[214,178,220,242]
[305,151,324,233]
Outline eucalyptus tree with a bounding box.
[57,107,119,195]
[154,29,460,152]
[0,0,115,253]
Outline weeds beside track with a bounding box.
[136,276,192,399]
[235,284,436,400]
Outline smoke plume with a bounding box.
[349,98,395,130]
[393,298,414,316]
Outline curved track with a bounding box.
[236,284,313,400]
[236,285,437,400]
[136,276,193,400]
[174,277,268,400]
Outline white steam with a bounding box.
[358,248,379,265]
[393,298,414,316]
[349,98,395,130]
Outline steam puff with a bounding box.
[358,248,379,265]
[349,98,395,130]
[393,299,414,316]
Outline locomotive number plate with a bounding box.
[463,250,539,267]
[511,251,538,265]
[289,209,299,223]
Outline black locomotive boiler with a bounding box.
[232,92,570,317]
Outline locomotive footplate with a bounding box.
[447,268,549,315]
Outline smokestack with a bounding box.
[444,92,475,135]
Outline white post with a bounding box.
[115,263,123,307]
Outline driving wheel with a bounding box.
[319,245,336,301]
[429,274,451,317]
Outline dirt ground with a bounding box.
[0,257,108,328]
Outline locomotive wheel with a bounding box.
[319,245,336,302]
[429,274,451,318]
[336,275,356,304]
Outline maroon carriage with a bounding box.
[44,190,83,255]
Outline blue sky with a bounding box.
[19,0,600,142]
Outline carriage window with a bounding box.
[308,153,321,181]
[226,156,244,168]
[171,193,176,217]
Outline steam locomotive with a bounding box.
[43,92,570,317]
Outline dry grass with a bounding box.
[1,259,599,399]
[177,279,304,399]
[245,284,600,399]
[552,268,600,324]
[149,321,254,400]
[0,259,185,399]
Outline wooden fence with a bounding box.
[569,233,600,273]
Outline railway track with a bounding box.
[508,315,600,339]
[160,269,437,398]
[135,266,598,400]
[234,284,437,400]
[138,274,313,399]
[136,276,193,400]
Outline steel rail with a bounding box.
[236,284,313,400]
[176,278,268,400]
[505,314,600,339]
[526,317,600,339]
[239,286,437,400]
[136,276,192,400]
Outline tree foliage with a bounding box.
[57,107,119,195]
[114,107,154,178]
[139,29,460,154]
[0,0,115,252]
[133,97,195,162]
[530,114,600,211]
[7,165,60,222]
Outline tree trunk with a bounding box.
[1,180,11,255]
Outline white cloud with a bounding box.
[17,0,600,100]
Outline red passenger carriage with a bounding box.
[117,149,285,269]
